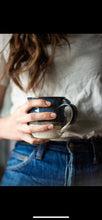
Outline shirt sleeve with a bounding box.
[0,34,12,54]
[0,34,12,87]
[0,52,9,87]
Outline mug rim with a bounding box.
[27,96,65,99]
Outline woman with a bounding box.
[0,33,102,186]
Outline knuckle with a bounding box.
[41,112,48,120]
[41,125,48,131]
[29,113,34,121]
[45,112,51,119]
[41,99,46,105]
[37,99,44,105]
[28,126,33,133]
[26,100,31,107]
[30,139,36,145]
[36,125,43,132]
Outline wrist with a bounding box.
[0,117,8,140]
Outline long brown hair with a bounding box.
[1,34,69,92]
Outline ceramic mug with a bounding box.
[27,97,77,139]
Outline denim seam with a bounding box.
[6,149,37,171]
[64,152,69,186]
[90,140,97,164]
[10,152,29,161]
[64,143,75,186]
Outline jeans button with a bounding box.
[69,142,74,148]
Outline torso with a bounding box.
[4,34,102,140]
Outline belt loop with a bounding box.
[64,141,75,186]
[90,139,97,164]
[36,143,47,160]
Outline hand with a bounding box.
[0,99,56,144]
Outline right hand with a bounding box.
[0,99,56,144]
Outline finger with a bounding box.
[22,99,51,113]
[22,112,57,123]
[19,124,54,133]
[21,133,49,145]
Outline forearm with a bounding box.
[0,85,10,140]
[0,117,8,140]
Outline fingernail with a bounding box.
[50,113,56,118]
[48,124,54,130]
[45,101,51,106]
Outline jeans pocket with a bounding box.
[6,149,36,171]
[31,149,66,186]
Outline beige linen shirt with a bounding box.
[0,34,102,141]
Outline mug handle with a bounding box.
[57,99,77,135]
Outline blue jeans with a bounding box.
[1,138,102,186]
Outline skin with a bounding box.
[0,85,56,145]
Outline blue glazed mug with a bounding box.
[27,97,77,139]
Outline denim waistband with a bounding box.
[44,138,102,152]
[44,138,102,166]
[16,138,102,161]
[38,138,102,159]
[68,138,102,153]
[17,138,102,153]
